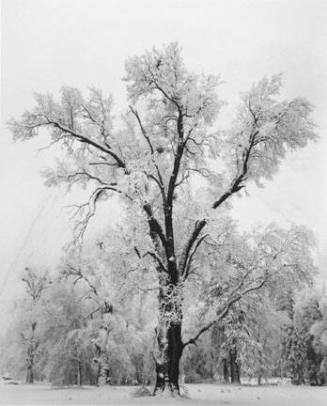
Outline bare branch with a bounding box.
[64,264,99,297]
[182,276,267,348]
[129,105,166,198]
[167,108,185,207]
[212,129,259,209]
[68,185,132,245]
[129,105,155,155]
[58,168,117,187]
[134,246,142,259]
[143,203,167,250]
[179,219,207,275]
[30,119,127,170]
[175,171,190,188]
[144,251,168,273]
[183,233,209,281]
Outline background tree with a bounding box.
[310,290,327,383]
[0,224,319,387]
[181,222,315,381]
[9,43,317,393]
[284,290,326,385]
[20,267,50,383]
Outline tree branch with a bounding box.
[212,129,259,209]
[183,233,209,281]
[179,219,207,275]
[43,120,127,170]
[64,264,99,297]
[182,275,267,348]
[167,108,185,207]
[143,203,167,250]
[144,251,168,273]
[129,106,166,198]
[58,168,117,187]
[68,185,131,245]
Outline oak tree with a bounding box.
[9,43,317,393]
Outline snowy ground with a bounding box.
[0,383,326,405]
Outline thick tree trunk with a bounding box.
[153,283,184,395]
[94,346,110,386]
[153,321,183,395]
[26,364,34,384]
[97,359,110,386]
[229,348,241,384]
[222,358,229,383]
[93,310,111,386]
[167,321,183,390]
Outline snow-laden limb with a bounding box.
[182,224,316,349]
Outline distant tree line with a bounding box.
[1,237,326,387]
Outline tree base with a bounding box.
[133,386,152,397]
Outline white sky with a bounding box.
[1,0,327,322]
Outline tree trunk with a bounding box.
[97,359,110,386]
[25,322,37,384]
[222,358,229,383]
[94,348,110,386]
[167,321,183,390]
[26,364,34,384]
[153,321,183,394]
[93,310,111,386]
[153,283,184,395]
[77,360,82,385]
[229,348,241,384]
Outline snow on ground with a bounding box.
[0,383,326,405]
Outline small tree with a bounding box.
[288,292,325,385]
[9,43,317,393]
[37,278,94,385]
[310,291,327,384]
[61,262,115,386]
[20,267,50,383]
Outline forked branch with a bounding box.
[182,275,267,348]
[179,219,207,276]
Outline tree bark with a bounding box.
[94,343,110,386]
[229,347,241,384]
[77,360,82,385]
[25,322,38,384]
[26,364,34,384]
[222,358,229,383]
[153,283,183,395]
[93,308,112,386]
[153,321,183,394]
